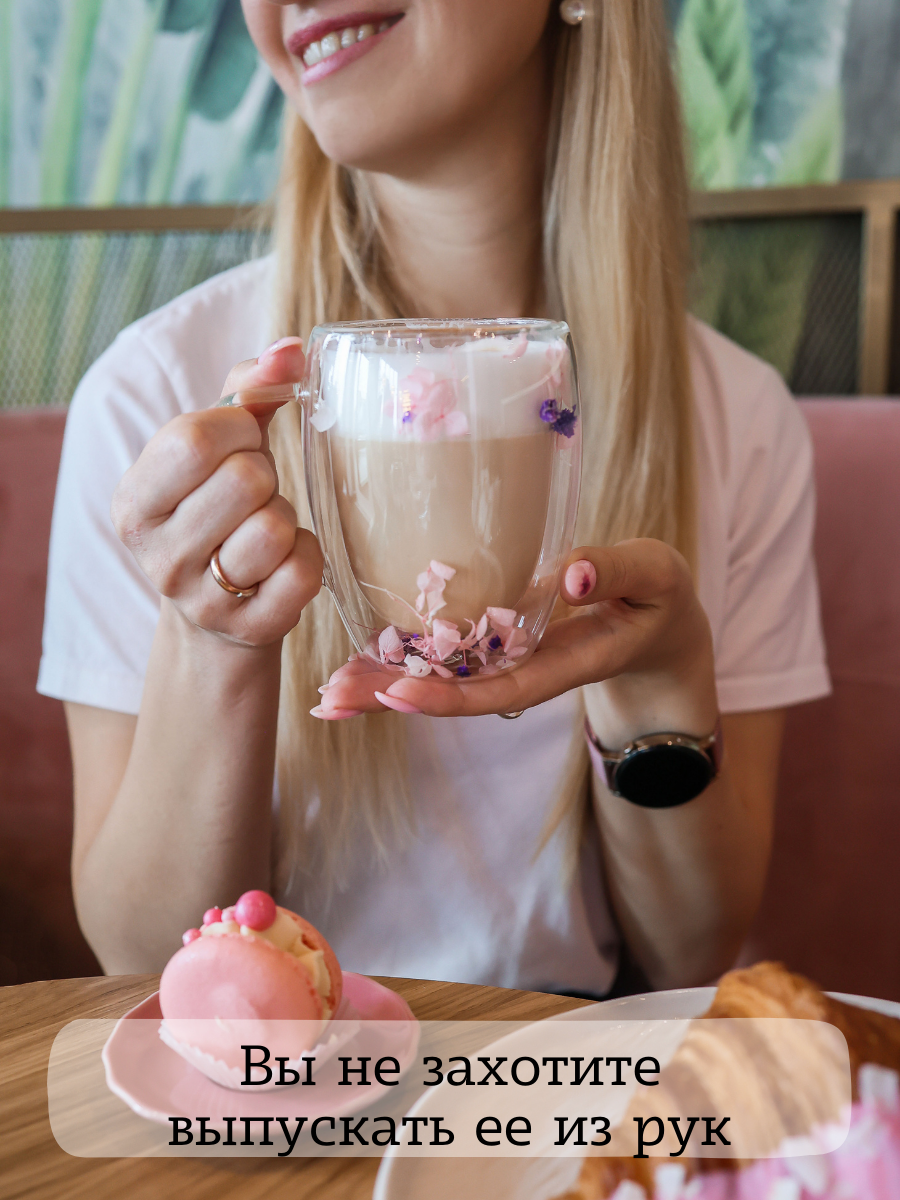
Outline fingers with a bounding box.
[316,612,623,721]
[327,657,386,685]
[191,525,324,647]
[218,338,306,441]
[251,525,324,617]
[563,558,598,602]
[317,540,699,722]
[560,539,691,608]
[383,672,532,718]
[111,357,324,647]
[217,494,298,591]
[113,407,263,535]
[320,647,555,719]
[220,337,305,404]
[162,449,278,576]
[318,662,409,714]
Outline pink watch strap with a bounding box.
[585,718,615,789]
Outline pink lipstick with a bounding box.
[287,10,405,85]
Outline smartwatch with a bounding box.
[585,717,723,809]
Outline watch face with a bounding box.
[614,744,714,808]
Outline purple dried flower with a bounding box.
[456,664,471,677]
[539,397,577,438]
[487,635,503,652]
[551,407,577,438]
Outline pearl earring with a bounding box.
[560,0,586,24]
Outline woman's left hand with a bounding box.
[316,538,717,734]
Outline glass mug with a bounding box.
[301,319,581,680]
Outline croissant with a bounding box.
[560,961,900,1200]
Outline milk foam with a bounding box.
[316,335,566,441]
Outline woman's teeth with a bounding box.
[302,20,392,66]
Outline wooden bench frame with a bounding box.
[2,181,899,394]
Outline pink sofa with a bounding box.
[740,400,900,1000]
[0,409,99,982]
[1,401,899,995]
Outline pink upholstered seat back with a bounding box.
[2,402,899,994]
[741,400,900,1001]
[0,409,99,982]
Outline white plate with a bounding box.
[373,986,900,1200]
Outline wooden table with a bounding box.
[0,975,590,1200]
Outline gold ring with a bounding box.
[209,548,258,599]
[499,710,525,720]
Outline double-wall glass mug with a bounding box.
[302,319,581,680]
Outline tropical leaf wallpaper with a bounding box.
[672,0,853,190]
[670,0,886,386]
[1,0,898,404]
[0,0,283,207]
[2,0,898,207]
[1,0,897,206]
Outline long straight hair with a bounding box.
[267,0,694,894]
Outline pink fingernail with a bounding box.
[309,705,364,720]
[317,684,330,694]
[259,336,302,362]
[374,691,422,715]
[565,559,597,599]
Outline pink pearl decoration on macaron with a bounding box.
[182,928,201,946]
[234,889,277,931]
[220,906,236,924]
[202,907,222,927]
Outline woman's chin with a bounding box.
[300,114,437,177]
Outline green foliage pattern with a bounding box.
[190,0,260,121]
[5,0,283,208]
[0,0,866,405]
[162,0,215,34]
[675,0,850,384]
[677,0,755,189]
[1,0,280,408]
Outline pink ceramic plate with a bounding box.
[102,971,420,1127]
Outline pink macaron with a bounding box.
[158,892,343,1085]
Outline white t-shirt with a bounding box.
[38,257,830,995]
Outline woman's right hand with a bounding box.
[111,337,323,648]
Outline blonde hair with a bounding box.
[268,0,694,894]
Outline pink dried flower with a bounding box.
[502,331,528,360]
[431,618,463,662]
[404,655,432,677]
[416,560,456,620]
[402,368,470,441]
[378,625,406,665]
[458,615,484,650]
[367,560,528,682]
[503,626,529,655]
[545,340,567,390]
[486,606,517,632]
[405,367,437,404]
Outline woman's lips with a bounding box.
[287,12,405,86]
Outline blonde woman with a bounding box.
[40,0,829,992]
